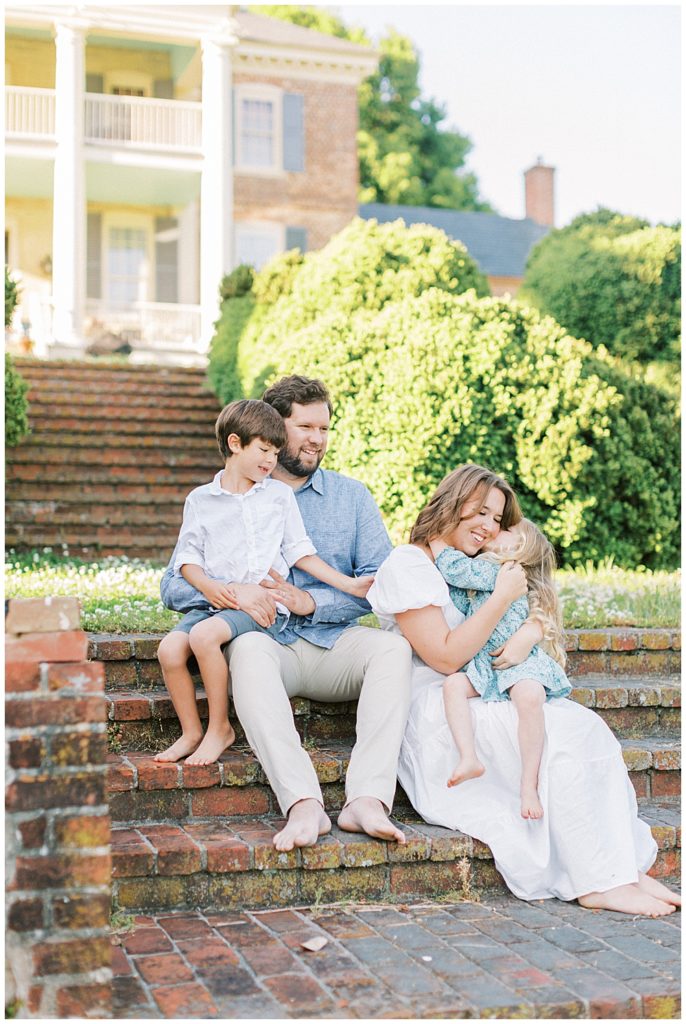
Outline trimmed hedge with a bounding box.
[520,210,681,364]
[5,354,29,447]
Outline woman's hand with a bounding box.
[260,569,316,616]
[493,561,527,604]
[491,619,542,669]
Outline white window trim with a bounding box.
[234,221,284,271]
[101,211,154,306]
[103,70,153,97]
[234,82,284,176]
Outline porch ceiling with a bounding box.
[85,160,200,205]
[5,154,54,198]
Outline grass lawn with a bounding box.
[5,548,680,635]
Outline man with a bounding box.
[225,375,413,851]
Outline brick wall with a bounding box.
[233,72,359,250]
[5,598,112,1019]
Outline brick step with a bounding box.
[110,798,680,914]
[8,483,191,504]
[18,431,217,450]
[6,501,185,529]
[6,526,179,559]
[14,357,211,386]
[18,399,219,424]
[24,378,216,400]
[26,390,220,412]
[7,463,212,485]
[26,418,214,438]
[7,445,220,470]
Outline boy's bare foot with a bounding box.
[273,799,331,852]
[337,796,406,844]
[521,787,544,819]
[447,757,485,788]
[638,872,681,907]
[154,732,203,763]
[579,883,676,917]
[184,723,235,766]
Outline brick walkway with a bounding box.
[112,891,681,1019]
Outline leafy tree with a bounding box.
[251,6,492,210]
[4,266,30,448]
[520,208,681,364]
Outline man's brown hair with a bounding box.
[262,375,333,419]
[215,399,287,460]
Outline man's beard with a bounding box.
[278,445,323,478]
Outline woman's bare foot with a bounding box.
[273,799,331,852]
[521,786,543,819]
[578,883,676,917]
[638,872,681,907]
[337,796,406,844]
[154,731,203,763]
[184,723,235,766]
[447,757,485,788]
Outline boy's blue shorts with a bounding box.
[171,606,286,639]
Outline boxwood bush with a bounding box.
[5,267,29,448]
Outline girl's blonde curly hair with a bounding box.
[483,518,566,666]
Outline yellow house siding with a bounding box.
[5,36,55,88]
[85,45,172,88]
[5,197,53,279]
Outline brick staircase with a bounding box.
[5,358,223,561]
[97,628,680,914]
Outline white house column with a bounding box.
[51,19,87,352]
[200,26,235,351]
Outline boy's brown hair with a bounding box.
[215,399,287,460]
[262,375,333,419]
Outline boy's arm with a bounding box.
[180,564,239,610]
[294,554,373,599]
[435,547,500,592]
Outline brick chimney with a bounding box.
[524,159,555,226]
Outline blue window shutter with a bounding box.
[231,90,236,166]
[285,227,308,253]
[86,212,102,299]
[282,93,304,172]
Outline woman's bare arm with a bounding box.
[396,562,527,674]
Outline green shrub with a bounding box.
[5,354,30,447]
[520,210,680,364]
[5,264,19,327]
[219,263,254,301]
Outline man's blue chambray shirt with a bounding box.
[278,467,392,649]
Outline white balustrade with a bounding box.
[85,300,203,352]
[5,86,56,138]
[84,94,202,152]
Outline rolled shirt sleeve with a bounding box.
[280,489,317,568]
[173,498,206,574]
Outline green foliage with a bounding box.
[5,264,20,327]
[5,354,30,447]
[521,209,681,363]
[251,6,492,211]
[206,294,255,405]
[219,264,254,301]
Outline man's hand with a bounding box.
[200,580,239,610]
[260,568,316,616]
[232,583,278,627]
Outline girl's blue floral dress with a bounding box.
[435,547,571,702]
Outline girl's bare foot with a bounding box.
[184,723,235,766]
[273,799,331,852]
[447,757,485,788]
[521,786,544,819]
[638,872,681,907]
[338,796,406,843]
[154,732,203,763]
[579,883,676,917]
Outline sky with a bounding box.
[336,3,681,227]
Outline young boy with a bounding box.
[155,399,372,767]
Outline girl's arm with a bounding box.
[434,547,500,592]
[294,554,373,599]
[396,562,527,674]
[491,618,544,669]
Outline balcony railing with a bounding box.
[5,87,202,153]
[85,300,203,352]
[5,86,56,138]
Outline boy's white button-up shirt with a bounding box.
[173,472,315,583]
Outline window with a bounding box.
[107,227,148,304]
[240,98,274,168]
[234,223,282,271]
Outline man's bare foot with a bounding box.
[184,723,235,766]
[521,786,543,819]
[578,883,676,917]
[447,757,485,788]
[337,796,406,844]
[273,799,331,852]
[154,732,203,763]
[638,872,681,907]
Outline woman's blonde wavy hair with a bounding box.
[483,518,566,666]
[409,464,522,547]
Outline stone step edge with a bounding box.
[13,357,210,376]
[89,628,682,659]
[110,808,680,881]
[107,737,682,798]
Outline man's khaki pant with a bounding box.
[227,626,413,816]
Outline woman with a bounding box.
[368,464,679,916]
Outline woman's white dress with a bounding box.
[368,545,657,902]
